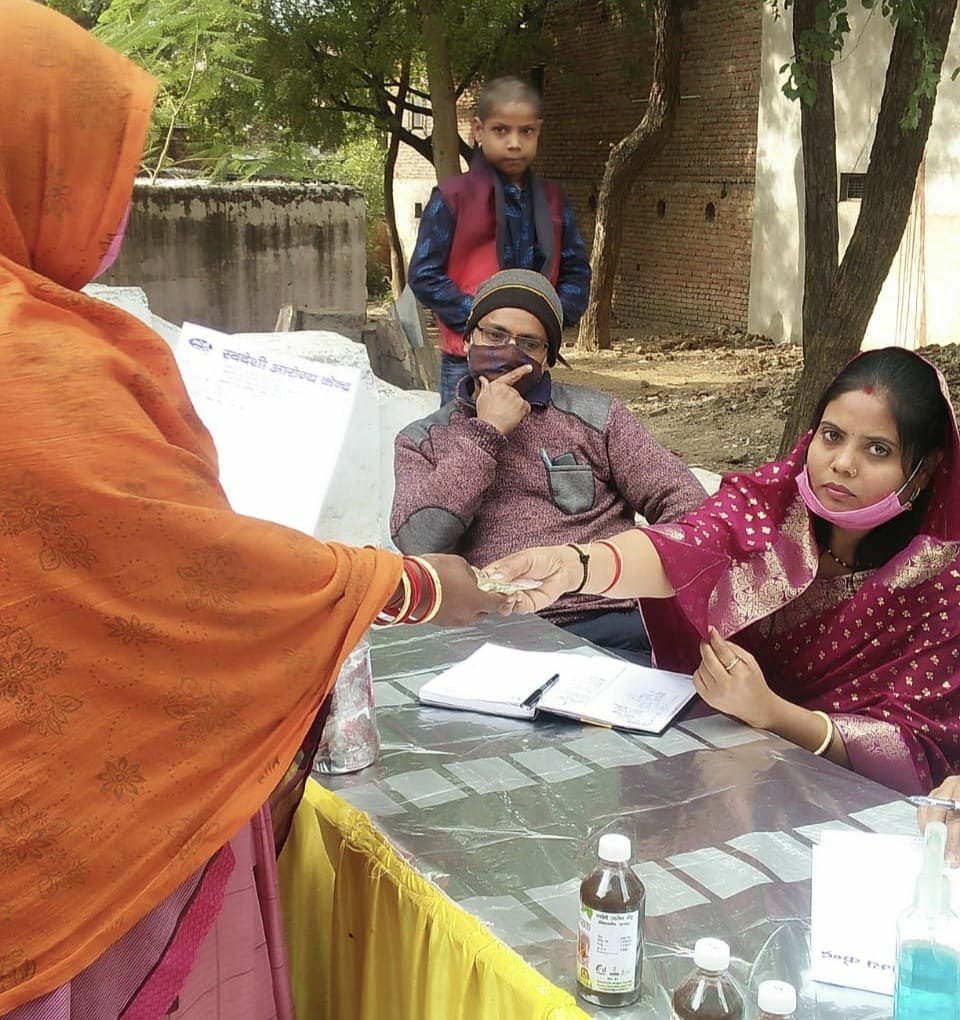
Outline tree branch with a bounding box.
[577,0,682,351]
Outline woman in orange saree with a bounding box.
[0,2,505,1015]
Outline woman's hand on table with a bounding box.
[423,554,516,626]
[692,627,778,729]
[483,545,579,614]
[917,774,960,867]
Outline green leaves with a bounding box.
[773,0,952,123]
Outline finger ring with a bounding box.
[723,656,741,672]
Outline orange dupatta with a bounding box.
[0,1,402,1009]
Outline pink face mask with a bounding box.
[796,458,924,530]
[93,204,132,278]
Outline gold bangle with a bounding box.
[409,556,443,625]
[379,569,412,626]
[812,710,835,756]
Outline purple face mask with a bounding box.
[796,458,925,530]
[467,342,543,397]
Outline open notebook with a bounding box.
[418,642,696,735]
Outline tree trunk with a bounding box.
[793,0,839,359]
[384,64,410,299]
[577,0,682,351]
[384,134,406,300]
[420,0,462,183]
[778,0,958,453]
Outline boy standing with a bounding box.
[409,76,591,404]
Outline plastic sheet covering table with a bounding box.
[280,615,911,1019]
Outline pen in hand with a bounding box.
[522,673,560,709]
[908,795,960,812]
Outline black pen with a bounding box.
[522,673,560,709]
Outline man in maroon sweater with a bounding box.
[391,270,706,663]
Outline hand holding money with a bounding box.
[471,566,542,596]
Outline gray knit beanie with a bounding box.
[465,269,566,366]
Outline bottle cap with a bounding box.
[757,979,796,1015]
[693,937,730,973]
[598,833,631,863]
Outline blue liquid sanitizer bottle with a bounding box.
[893,821,960,1020]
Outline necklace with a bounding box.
[824,547,855,571]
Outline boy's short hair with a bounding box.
[476,76,542,120]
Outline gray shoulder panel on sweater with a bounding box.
[398,402,460,448]
[549,383,613,432]
[393,507,466,555]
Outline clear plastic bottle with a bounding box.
[893,821,960,1020]
[757,979,796,1019]
[670,938,744,1020]
[577,833,645,1007]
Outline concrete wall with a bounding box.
[102,179,367,333]
[748,6,960,347]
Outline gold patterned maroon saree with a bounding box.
[640,354,960,795]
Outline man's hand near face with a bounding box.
[475,365,533,436]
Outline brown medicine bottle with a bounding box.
[671,938,744,1019]
[577,833,645,1007]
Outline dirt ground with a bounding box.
[557,328,960,474]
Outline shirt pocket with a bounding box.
[545,463,596,516]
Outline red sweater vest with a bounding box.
[437,159,566,356]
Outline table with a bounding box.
[280,615,916,1019]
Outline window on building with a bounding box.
[839,172,867,201]
[414,202,423,219]
[411,108,427,132]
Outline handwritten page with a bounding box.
[538,660,695,733]
[810,828,960,995]
[174,322,359,534]
[418,643,695,732]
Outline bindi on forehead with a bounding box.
[862,384,875,395]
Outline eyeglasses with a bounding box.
[472,325,547,356]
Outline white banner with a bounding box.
[175,321,359,535]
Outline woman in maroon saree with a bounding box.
[491,348,960,796]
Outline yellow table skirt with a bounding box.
[278,779,589,1020]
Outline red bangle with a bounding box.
[397,559,422,625]
[595,540,623,595]
[407,558,436,624]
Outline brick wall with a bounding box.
[394,91,477,180]
[536,0,762,331]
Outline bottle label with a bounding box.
[577,904,641,994]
